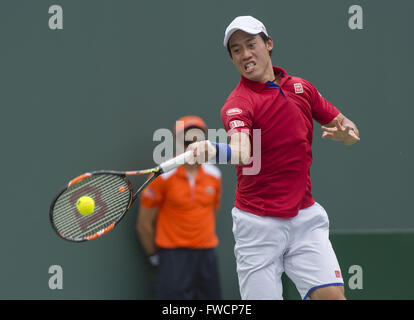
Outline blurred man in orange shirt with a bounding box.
[137,116,222,300]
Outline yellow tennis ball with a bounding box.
[77,196,95,215]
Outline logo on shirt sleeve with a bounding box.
[229,120,245,129]
[294,83,304,94]
[226,108,243,116]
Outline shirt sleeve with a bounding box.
[304,80,341,125]
[220,96,254,136]
[139,175,165,208]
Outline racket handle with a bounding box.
[159,150,192,173]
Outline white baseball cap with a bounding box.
[223,16,269,47]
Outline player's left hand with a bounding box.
[321,119,360,145]
[186,140,217,164]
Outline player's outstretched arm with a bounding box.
[187,131,251,165]
[228,131,251,165]
[321,113,360,146]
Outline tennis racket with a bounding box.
[50,151,192,242]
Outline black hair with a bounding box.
[227,32,273,58]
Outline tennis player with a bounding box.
[187,16,360,300]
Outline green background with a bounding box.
[0,0,413,299]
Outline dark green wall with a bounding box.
[283,232,414,300]
[0,0,413,299]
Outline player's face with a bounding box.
[228,31,274,82]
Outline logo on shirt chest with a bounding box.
[294,83,304,94]
[205,186,215,195]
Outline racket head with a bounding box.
[50,171,134,242]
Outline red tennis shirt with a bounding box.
[221,66,340,218]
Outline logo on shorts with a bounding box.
[226,108,243,116]
[229,120,245,129]
[294,83,304,94]
[335,270,342,278]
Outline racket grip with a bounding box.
[159,150,192,173]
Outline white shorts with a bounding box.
[232,202,344,300]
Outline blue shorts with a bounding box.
[155,248,221,300]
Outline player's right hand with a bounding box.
[186,140,217,164]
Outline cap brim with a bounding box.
[223,27,263,47]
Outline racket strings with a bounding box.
[52,174,131,240]
[53,177,122,238]
[53,176,130,239]
[54,191,127,237]
[55,175,129,233]
[53,181,126,226]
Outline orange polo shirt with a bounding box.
[140,163,221,249]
